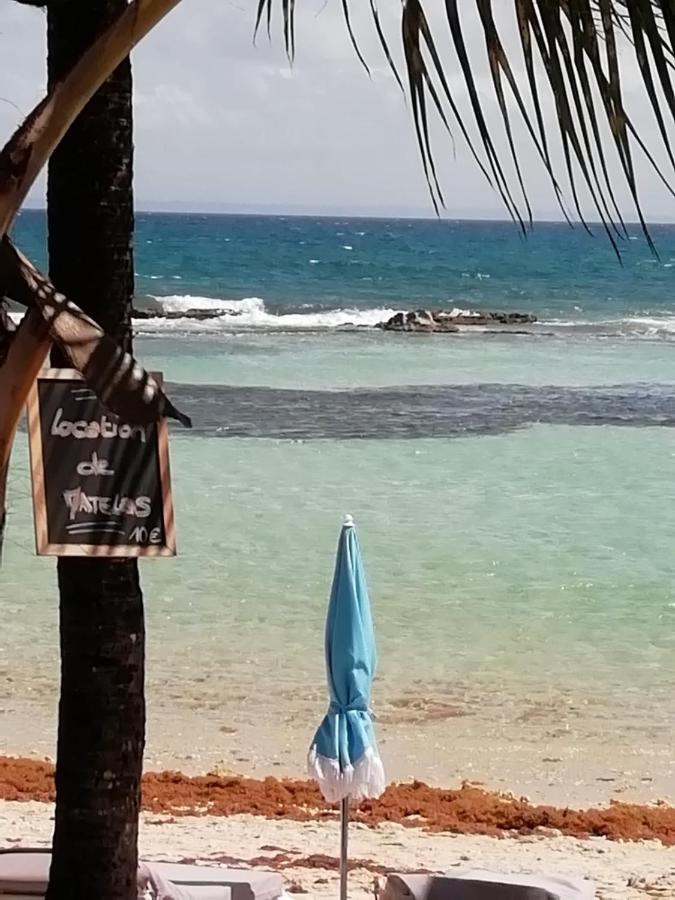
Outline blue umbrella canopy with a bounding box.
[308,516,385,803]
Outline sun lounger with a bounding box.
[139,861,232,899]
[381,871,595,900]
[148,861,284,900]
[0,850,285,900]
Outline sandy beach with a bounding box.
[3,798,675,899]
[3,757,675,898]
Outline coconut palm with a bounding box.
[41,1,146,897]
[1,3,675,900]
[3,4,186,899]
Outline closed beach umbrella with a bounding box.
[308,515,385,900]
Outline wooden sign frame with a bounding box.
[27,368,176,558]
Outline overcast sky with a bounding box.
[2,1,675,220]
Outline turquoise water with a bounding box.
[3,212,675,798]
[136,331,675,389]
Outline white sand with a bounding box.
[2,800,675,899]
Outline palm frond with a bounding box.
[0,306,51,564]
[0,239,191,428]
[257,0,675,248]
[0,0,181,242]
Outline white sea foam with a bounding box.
[135,295,397,334]
[149,294,265,315]
[5,297,393,333]
[447,307,480,318]
[624,315,675,335]
[539,317,600,328]
[9,296,675,339]
[539,314,675,338]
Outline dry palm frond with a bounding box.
[0,239,191,428]
[0,0,182,242]
[0,0,189,558]
[258,0,675,254]
[0,239,192,562]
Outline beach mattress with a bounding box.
[150,861,283,900]
[382,871,595,900]
[0,850,284,900]
[140,861,232,899]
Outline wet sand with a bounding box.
[4,692,674,810]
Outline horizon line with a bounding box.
[18,203,675,227]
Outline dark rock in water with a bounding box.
[381,309,459,333]
[132,307,223,321]
[379,308,537,332]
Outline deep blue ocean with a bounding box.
[11,208,675,328]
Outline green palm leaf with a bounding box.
[256,0,675,251]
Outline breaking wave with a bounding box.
[133,295,397,333]
[7,295,675,340]
[623,316,675,336]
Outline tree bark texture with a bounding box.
[45,2,145,898]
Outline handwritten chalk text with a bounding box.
[51,408,147,443]
[63,487,152,522]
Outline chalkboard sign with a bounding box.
[27,369,176,557]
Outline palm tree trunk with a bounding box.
[44,2,144,899]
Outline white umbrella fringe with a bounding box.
[308,742,386,804]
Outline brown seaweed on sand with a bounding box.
[2,756,675,845]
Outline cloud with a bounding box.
[1,1,674,220]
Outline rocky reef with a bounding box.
[132,307,220,320]
[378,309,537,333]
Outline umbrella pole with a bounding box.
[340,796,349,900]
